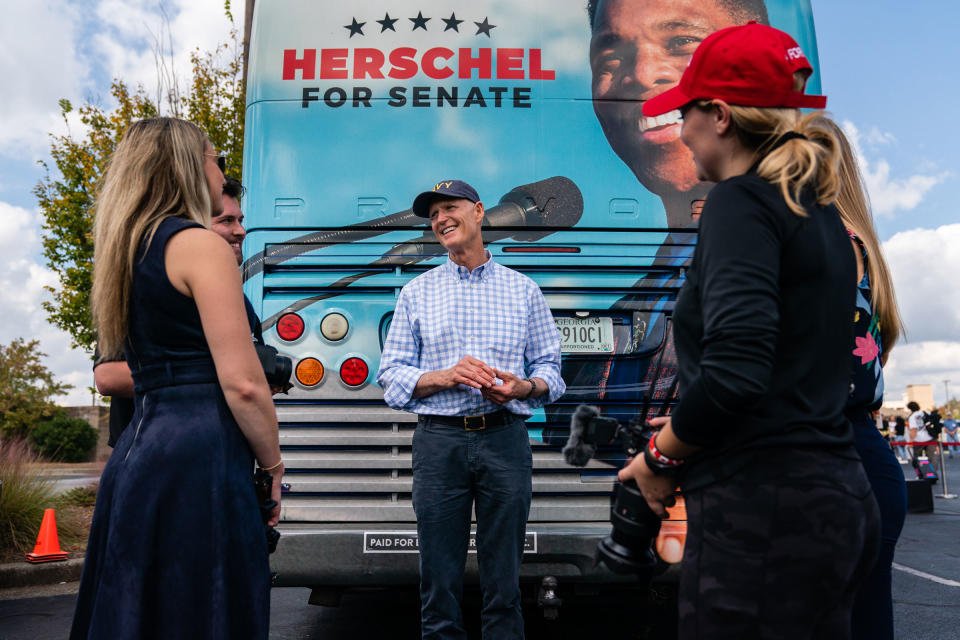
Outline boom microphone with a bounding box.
[242,176,583,279]
[563,404,624,467]
[241,209,424,280]
[564,405,601,467]
[489,175,584,233]
[382,176,584,259]
[258,177,584,330]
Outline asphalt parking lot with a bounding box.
[2,454,958,639]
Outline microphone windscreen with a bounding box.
[502,176,584,228]
[563,404,599,467]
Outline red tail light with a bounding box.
[340,357,368,386]
[277,313,305,341]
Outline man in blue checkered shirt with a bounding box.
[377,179,564,639]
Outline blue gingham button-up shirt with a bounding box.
[377,253,565,416]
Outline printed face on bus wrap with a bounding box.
[212,194,246,265]
[590,0,743,197]
[429,197,485,255]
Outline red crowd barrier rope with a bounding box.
[897,441,960,447]
[883,437,959,447]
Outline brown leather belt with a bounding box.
[424,410,513,431]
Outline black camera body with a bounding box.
[253,469,281,554]
[564,405,665,576]
[255,342,293,389]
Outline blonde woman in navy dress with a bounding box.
[72,118,283,639]
[815,115,907,640]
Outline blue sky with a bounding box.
[814,0,957,238]
[0,0,956,407]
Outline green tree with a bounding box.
[184,29,247,180]
[33,17,245,352]
[0,338,71,439]
[34,85,160,351]
[30,411,98,462]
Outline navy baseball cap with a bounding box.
[412,180,480,217]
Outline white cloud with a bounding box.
[91,0,231,99]
[0,1,234,163]
[883,223,960,344]
[881,224,960,404]
[0,2,86,156]
[841,120,950,218]
[883,341,960,405]
[0,201,92,406]
[863,126,896,146]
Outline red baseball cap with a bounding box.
[642,21,826,117]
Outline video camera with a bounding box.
[563,405,670,576]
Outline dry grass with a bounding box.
[0,439,57,556]
[52,484,98,559]
[0,439,96,563]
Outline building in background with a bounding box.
[907,384,935,410]
[883,384,936,415]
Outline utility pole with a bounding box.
[946,379,952,409]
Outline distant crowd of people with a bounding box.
[881,406,959,469]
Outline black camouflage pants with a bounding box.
[679,449,880,640]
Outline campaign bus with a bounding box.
[241,0,823,605]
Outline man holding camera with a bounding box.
[377,180,564,639]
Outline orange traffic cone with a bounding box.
[25,508,68,563]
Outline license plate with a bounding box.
[555,317,614,353]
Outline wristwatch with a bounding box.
[522,378,537,400]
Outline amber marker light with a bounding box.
[320,313,349,341]
[340,357,368,387]
[277,313,305,341]
[295,357,324,387]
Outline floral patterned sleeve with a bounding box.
[846,231,884,418]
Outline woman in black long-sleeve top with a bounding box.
[618,23,881,639]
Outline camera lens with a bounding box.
[596,480,661,575]
[274,354,293,387]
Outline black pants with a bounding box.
[412,415,532,640]
[678,449,880,640]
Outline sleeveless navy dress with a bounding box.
[71,217,269,639]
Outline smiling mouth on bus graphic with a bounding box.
[257,176,584,330]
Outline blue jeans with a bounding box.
[412,414,532,640]
[891,434,908,459]
[851,420,907,640]
[944,430,959,457]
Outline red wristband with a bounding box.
[648,435,683,467]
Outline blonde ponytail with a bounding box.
[728,107,841,217]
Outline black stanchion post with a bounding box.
[936,440,956,499]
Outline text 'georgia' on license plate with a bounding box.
[555,317,614,353]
